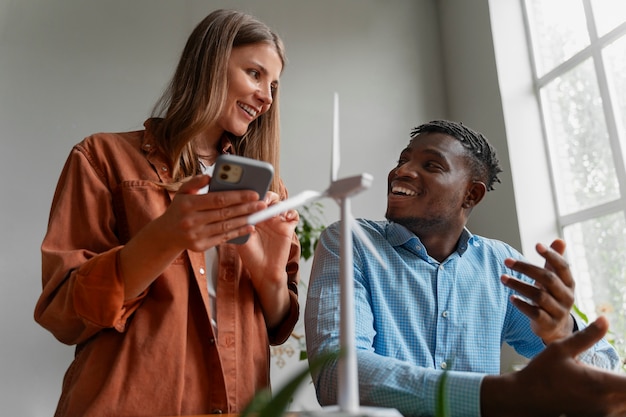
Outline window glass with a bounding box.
[564,211,626,356]
[526,0,589,76]
[541,59,620,215]
[591,0,626,37]
[523,0,626,368]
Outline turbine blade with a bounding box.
[348,213,387,270]
[247,190,323,225]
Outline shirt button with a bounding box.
[442,311,448,318]
[209,338,215,345]
[199,267,205,275]
[161,166,168,172]
[441,361,447,369]
[439,265,445,270]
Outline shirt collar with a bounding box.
[386,222,479,257]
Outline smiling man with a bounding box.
[304,120,622,417]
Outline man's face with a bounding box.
[385,132,474,235]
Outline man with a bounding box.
[305,120,624,416]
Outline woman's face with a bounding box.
[217,43,283,137]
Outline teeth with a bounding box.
[238,102,258,117]
[392,186,417,196]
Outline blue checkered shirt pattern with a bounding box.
[305,220,619,417]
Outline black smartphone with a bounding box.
[209,154,274,244]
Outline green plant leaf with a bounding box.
[435,369,449,417]
[572,303,589,324]
[296,202,326,261]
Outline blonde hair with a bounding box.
[151,9,286,193]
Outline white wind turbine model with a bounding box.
[249,93,401,417]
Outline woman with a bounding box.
[34,9,300,416]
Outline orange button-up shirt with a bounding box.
[34,119,300,417]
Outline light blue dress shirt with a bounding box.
[305,220,619,417]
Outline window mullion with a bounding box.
[559,199,625,227]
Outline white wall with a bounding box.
[436,0,522,251]
[0,1,454,415]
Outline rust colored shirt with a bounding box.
[34,119,300,417]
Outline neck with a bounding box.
[411,227,464,263]
[194,130,224,165]
[421,237,458,262]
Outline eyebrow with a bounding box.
[421,148,447,161]
[404,145,447,162]
[251,61,280,86]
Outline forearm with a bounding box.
[244,231,300,333]
[311,350,484,417]
[256,275,292,329]
[119,216,183,300]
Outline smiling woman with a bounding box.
[33,8,301,417]
[213,43,281,139]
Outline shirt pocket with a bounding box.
[112,180,170,244]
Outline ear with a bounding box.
[462,181,487,209]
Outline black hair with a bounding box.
[410,120,502,191]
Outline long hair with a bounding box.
[151,9,285,192]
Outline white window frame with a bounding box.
[490,0,626,310]
[522,0,626,229]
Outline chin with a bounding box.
[385,210,400,224]
[229,127,249,137]
[224,120,253,137]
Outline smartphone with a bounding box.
[209,154,274,244]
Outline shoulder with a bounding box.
[323,218,388,236]
[65,124,160,185]
[319,219,391,253]
[75,128,145,160]
[469,234,524,260]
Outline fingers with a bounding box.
[503,242,574,300]
[167,176,271,251]
[559,316,609,357]
[263,191,281,205]
[282,209,300,222]
[549,238,566,256]
[502,241,577,343]
[536,241,574,288]
[178,174,210,195]
[502,259,574,315]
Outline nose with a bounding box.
[394,162,417,178]
[255,83,273,107]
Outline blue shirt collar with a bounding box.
[386,222,479,257]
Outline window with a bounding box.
[522,0,626,359]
